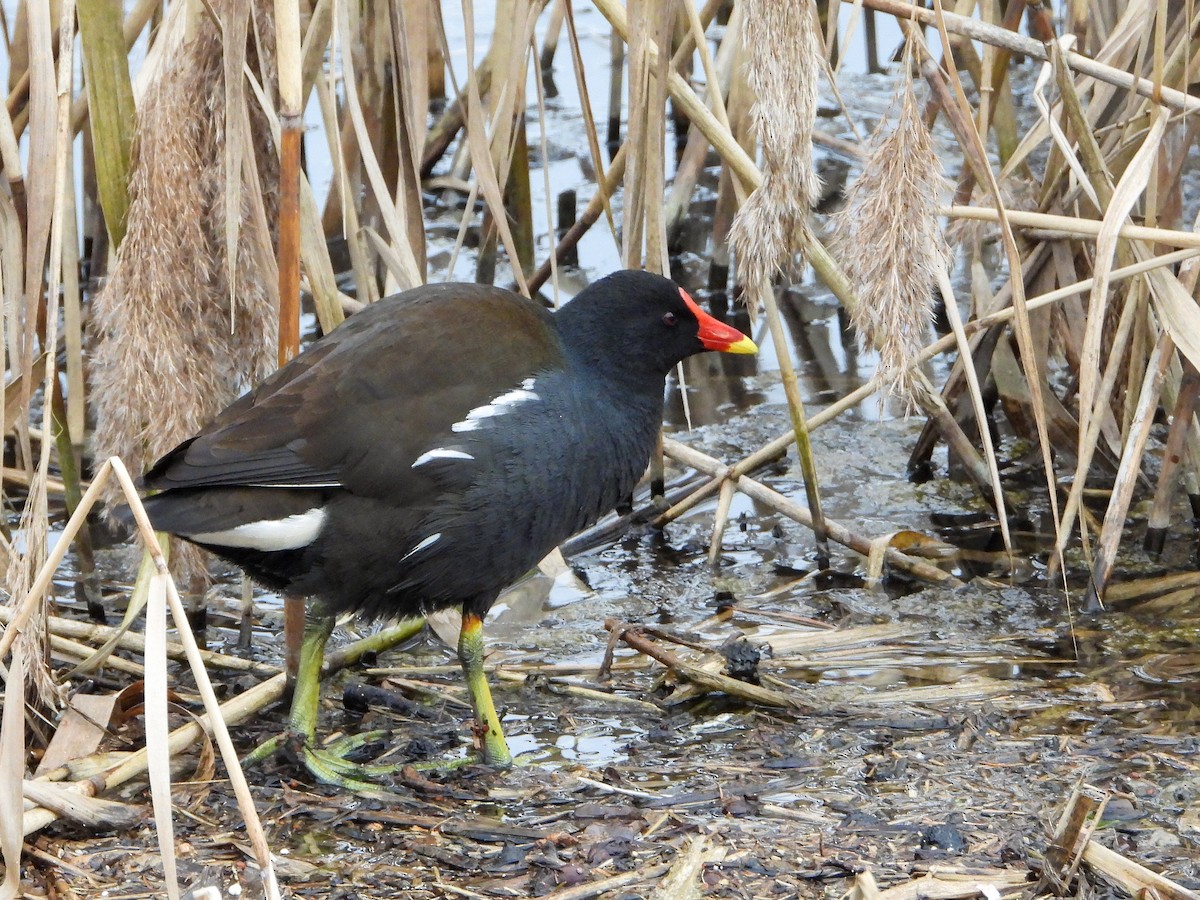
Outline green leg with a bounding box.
[458,611,513,768]
[287,611,334,741]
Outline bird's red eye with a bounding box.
[662,312,678,326]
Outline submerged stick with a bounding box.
[605,621,803,710]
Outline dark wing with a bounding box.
[143,284,562,503]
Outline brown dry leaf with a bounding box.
[2,351,46,436]
[864,529,953,583]
[21,781,144,831]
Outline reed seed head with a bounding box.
[89,0,279,585]
[729,0,823,314]
[829,63,948,408]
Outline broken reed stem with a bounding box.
[1082,841,1200,900]
[605,621,803,710]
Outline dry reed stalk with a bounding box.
[89,0,279,584]
[621,0,672,272]
[0,646,23,900]
[829,50,947,406]
[0,606,279,675]
[855,0,1200,113]
[6,0,78,714]
[274,0,302,364]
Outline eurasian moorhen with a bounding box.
[138,269,756,775]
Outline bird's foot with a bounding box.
[243,727,404,792]
[295,733,400,792]
[472,719,514,770]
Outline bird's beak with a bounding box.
[681,288,758,355]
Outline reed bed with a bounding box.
[0,0,1198,895]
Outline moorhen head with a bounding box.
[137,269,756,771]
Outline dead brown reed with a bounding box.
[829,46,948,406]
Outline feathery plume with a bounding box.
[728,0,823,312]
[89,0,279,584]
[829,50,948,407]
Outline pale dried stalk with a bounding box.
[7,0,79,711]
[0,647,23,900]
[945,205,1200,248]
[829,57,948,405]
[622,0,672,271]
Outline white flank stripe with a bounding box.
[401,532,441,562]
[449,381,540,433]
[188,508,327,552]
[490,388,539,406]
[411,448,475,468]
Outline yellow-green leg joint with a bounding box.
[458,612,512,768]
